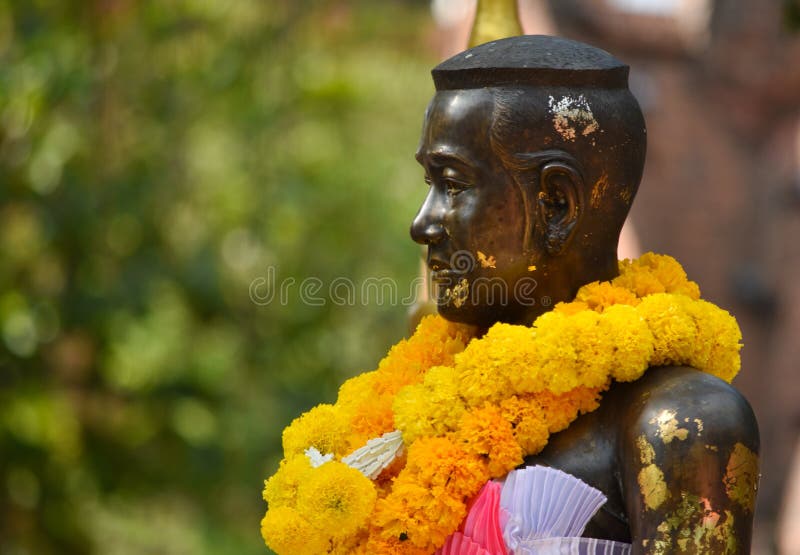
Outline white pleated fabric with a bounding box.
[341,430,404,479]
[499,466,632,555]
[513,537,631,555]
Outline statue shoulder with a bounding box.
[615,366,759,553]
[620,366,758,450]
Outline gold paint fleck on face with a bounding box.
[638,464,669,510]
[445,278,470,308]
[476,251,496,268]
[723,442,759,513]
[590,172,610,209]
[649,409,689,444]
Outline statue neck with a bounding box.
[517,250,620,326]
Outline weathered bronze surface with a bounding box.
[410,35,759,553]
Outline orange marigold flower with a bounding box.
[499,395,550,455]
[330,529,371,555]
[365,533,435,555]
[458,404,523,478]
[370,437,488,551]
[537,387,603,435]
[347,391,396,450]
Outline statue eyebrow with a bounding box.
[423,150,473,169]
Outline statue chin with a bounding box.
[433,296,535,328]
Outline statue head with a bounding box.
[410,36,646,327]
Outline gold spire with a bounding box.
[468,0,523,48]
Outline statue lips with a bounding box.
[428,257,456,282]
[429,257,449,270]
[431,271,458,285]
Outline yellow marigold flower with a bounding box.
[337,371,377,415]
[616,253,701,299]
[685,299,742,383]
[575,281,639,311]
[393,365,466,443]
[458,404,523,477]
[636,293,697,367]
[296,460,377,540]
[636,252,701,299]
[454,323,531,405]
[499,395,549,455]
[553,300,590,315]
[261,506,329,555]
[614,265,665,297]
[282,404,349,458]
[570,310,615,388]
[262,454,313,508]
[598,304,654,382]
[524,311,608,394]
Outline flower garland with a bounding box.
[260,253,742,555]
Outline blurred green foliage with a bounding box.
[0,1,436,553]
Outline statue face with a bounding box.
[411,89,537,326]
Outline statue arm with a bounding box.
[617,366,759,554]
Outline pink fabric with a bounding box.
[436,533,492,555]
[437,481,508,555]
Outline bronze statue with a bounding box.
[410,35,759,553]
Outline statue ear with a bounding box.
[536,161,582,255]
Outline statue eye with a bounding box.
[441,167,469,197]
[443,178,469,197]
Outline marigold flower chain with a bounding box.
[261,253,742,554]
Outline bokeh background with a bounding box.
[1,1,798,554]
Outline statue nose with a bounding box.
[410,191,447,245]
[410,220,447,245]
[411,187,448,245]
